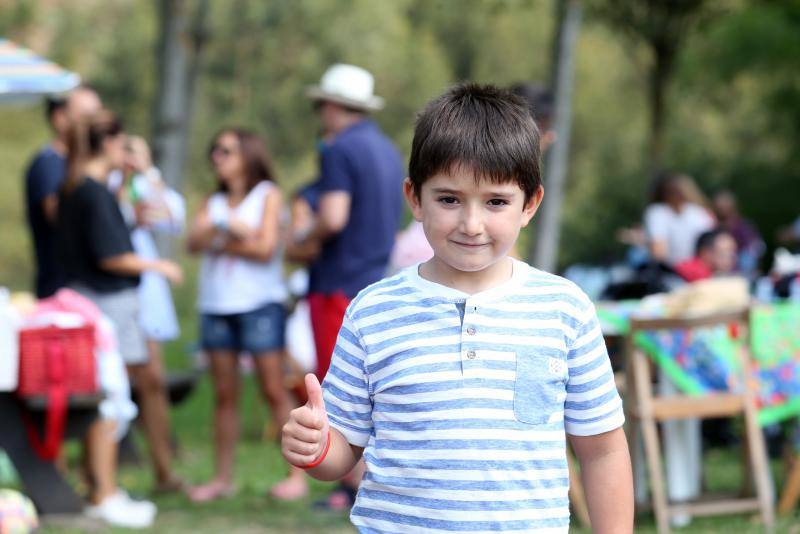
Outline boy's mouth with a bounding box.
[452,241,488,248]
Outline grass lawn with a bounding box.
[22,367,798,533]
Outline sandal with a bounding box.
[268,475,309,501]
[187,481,235,503]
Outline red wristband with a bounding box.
[299,429,331,470]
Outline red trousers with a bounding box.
[307,292,351,382]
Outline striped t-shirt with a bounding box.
[322,259,624,533]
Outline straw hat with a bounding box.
[306,64,384,112]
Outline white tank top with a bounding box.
[198,181,288,314]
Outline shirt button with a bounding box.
[466,327,476,336]
[466,350,476,359]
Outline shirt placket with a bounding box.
[460,299,479,378]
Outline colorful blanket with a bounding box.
[596,301,800,426]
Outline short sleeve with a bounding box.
[643,204,668,241]
[27,154,65,204]
[87,188,134,260]
[564,301,625,436]
[322,313,373,447]
[318,145,354,194]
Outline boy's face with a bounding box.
[404,166,543,287]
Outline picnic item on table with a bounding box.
[598,295,800,426]
[17,325,97,460]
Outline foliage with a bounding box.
[0,0,798,282]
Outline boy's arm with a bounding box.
[569,427,633,534]
[281,374,363,481]
[305,428,363,481]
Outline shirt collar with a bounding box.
[404,258,530,304]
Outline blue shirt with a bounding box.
[323,260,624,533]
[25,145,67,298]
[309,120,404,298]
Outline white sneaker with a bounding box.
[85,490,157,529]
[115,489,157,516]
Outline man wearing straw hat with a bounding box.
[275,64,403,507]
[299,64,403,384]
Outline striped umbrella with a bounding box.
[0,38,79,98]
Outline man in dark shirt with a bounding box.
[277,64,403,507]
[24,86,102,298]
[301,64,404,381]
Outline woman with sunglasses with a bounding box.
[187,128,307,502]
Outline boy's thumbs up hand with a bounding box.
[281,374,331,468]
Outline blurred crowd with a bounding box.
[12,62,800,529]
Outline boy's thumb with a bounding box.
[305,373,324,412]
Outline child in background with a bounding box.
[282,84,633,533]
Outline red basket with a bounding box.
[16,325,97,460]
[17,325,97,397]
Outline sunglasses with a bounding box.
[211,144,236,157]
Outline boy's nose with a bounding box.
[459,206,484,236]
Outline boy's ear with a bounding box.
[403,178,423,222]
[521,185,545,228]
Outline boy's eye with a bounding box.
[437,196,458,205]
[488,198,510,206]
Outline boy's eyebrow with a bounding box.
[430,187,462,195]
[430,186,516,198]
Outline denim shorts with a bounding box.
[200,302,286,355]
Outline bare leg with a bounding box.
[84,419,119,505]
[210,350,241,485]
[188,350,239,502]
[254,350,308,500]
[127,340,175,486]
[253,350,293,430]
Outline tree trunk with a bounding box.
[530,0,581,273]
[152,0,209,192]
[648,44,673,182]
[152,0,209,256]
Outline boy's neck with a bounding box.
[419,256,514,295]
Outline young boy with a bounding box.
[282,84,633,533]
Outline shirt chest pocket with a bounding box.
[513,352,568,425]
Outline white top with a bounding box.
[198,181,287,314]
[323,259,624,533]
[128,169,185,341]
[644,202,715,265]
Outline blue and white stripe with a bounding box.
[323,259,624,533]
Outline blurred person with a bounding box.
[298,63,404,381]
[642,174,715,525]
[56,109,186,528]
[510,82,556,152]
[24,85,101,298]
[509,83,556,260]
[644,172,715,266]
[112,136,185,492]
[291,63,404,510]
[712,190,764,274]
[186,128,307,502]
[674,229,738,282]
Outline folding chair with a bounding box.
[624,308,774,533]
